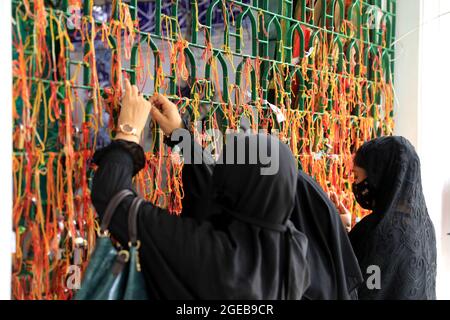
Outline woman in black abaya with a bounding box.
[168,114,363,300]
[177,118,364,300]
[89,80,310,299]
[345,136,437,300]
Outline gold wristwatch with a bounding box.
[119,123,139,137]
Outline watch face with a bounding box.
[120,124,137,136]
[123,124,133,132]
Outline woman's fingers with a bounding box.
[145,97,153,111]
[339,212,352,232]
[157,93,171,105]
[151,106,168,127]
[132,84,139,97]
[123,78,132,98]
[329,191,350,215]
[150,93,172,112]
[149,93,182,136]
[123,78,142,100]
[330,191,338,203]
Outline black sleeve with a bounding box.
[92,139,146,176]
[91,125,215,245]
[90,140,237,291]
[91,140,167,245]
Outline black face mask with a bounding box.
[352,179,375,210]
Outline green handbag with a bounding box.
[74,189,149,300]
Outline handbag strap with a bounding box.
[99,189,134,235]
[128,197,144,246]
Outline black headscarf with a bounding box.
[290,170,363,300]
[349,136,437,299]
[93,133,311,299]
[202,133,311,299]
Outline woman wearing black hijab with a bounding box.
[168,114,363,300]
[89,79,310,299]
[346,136,437,300]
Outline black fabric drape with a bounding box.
[349,136,437,300]
[90,131,310,299]
[174,130,214,222]
[290,170,363,300]
[173,128,363,300]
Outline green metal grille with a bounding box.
[12,0,396,299]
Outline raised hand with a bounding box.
[115,78,153,144]
[149,93,183,137]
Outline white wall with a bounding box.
[395,0,450,299]
[417,0,450,300]
[394,0,422,147]
[0,0,12,300]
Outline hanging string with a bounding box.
[11,0,394,299]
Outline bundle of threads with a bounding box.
[11,0,395,299]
